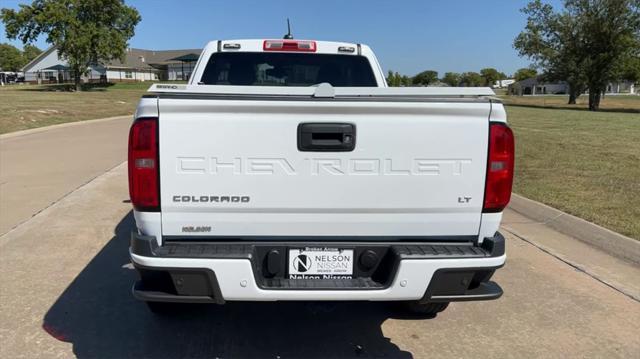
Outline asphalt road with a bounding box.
[0,120,638,358]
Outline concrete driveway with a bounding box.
[0,116,131,235]
[0,120,638,358]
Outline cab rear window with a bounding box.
[200,52,377,87]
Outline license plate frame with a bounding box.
[288,247,354,279]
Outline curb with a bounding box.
[0,115,132,140]
[509,194,640,265]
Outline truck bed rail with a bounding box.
[147,83,496,101]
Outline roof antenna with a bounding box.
[283,18,293,39]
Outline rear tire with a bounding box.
[403,301,449,317]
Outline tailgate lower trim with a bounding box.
[131,235,501,259]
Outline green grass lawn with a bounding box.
[501,94,640,113]
[0,82,158,134]
[507,105,640,239]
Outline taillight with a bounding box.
[263,40,317,52]
[128,117,159,211]
[483,123,515,213]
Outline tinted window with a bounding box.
[200,52,377,87]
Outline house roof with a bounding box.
[510,75,569,87]
[42,64,70,71]
[105,48,202,69]
[22,46,57,72]
[168,53,200,62]
[510,76,541,87]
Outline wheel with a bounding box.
[403,301,450,317]
[145,301,183,315]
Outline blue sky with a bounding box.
[0,0,563,76]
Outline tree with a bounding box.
[441,72,461,87]
[0,43,23,71]
[480,68,504,87]
[22,44,41,63]
[386,70,403,87]
[578,0,640,110]
[515,1,588,104]
[386,70,395,86]
[513,68,538,82]
[400,75,412,86]
[386,70,413,86]
[1,0,141,91]
[412,70,438,86]
[514,0,640,111]
[0,43,42,73]
[621,56,640,84]
[459,72,484,87]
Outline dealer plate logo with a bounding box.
[292,254,312,272]
[288,248,354,279]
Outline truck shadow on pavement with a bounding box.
[42,212,418,358]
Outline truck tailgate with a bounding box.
[158,98,490,238]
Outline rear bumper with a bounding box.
[130,234,505,303]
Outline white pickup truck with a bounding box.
[128,39,514,316]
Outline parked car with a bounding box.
[128,39,514,316]
[0,72,24,84]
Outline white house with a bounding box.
[605,81,636,94]
[508,76,637,96]
[21,47,202,84]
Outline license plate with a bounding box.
[288,248,354,279]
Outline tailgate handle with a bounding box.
[297,123,356,152]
